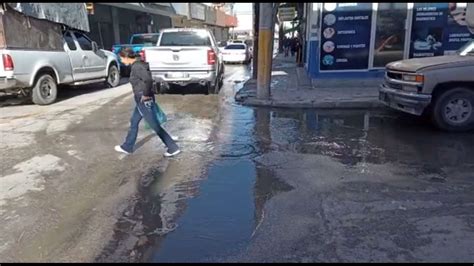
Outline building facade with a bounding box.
[87,3,174,50]
[304,3,474,80]
[87,3,237,49]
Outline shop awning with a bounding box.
[5,3,90,32]
[101,3,178,18]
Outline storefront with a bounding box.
[88,3,174,49]
[305,3,474,80]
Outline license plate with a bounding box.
[166,72,188,78]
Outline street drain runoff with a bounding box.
[218,143,256,158]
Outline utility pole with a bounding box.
[256,3,274,100]
[252,3,259,79]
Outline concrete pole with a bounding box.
[111,7,121,45]
[252,2,259,79]
[257,3,274,100]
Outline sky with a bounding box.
[234,3,252,13]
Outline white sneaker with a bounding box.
[115,145,130,155]
[171,135,179,141]
[164,149,181,157]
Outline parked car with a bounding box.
[379,39,474,131]
[217,41,228,52]
[222,43,251,64]
[1,29,120,105]
[112,33,160,76]
[143,28,225,94]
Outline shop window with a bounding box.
[319,3,373,71]
[373,3,407,67]
[409,3,473,58]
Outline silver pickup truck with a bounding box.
[379,40,474,131]
[144,28,224,94]
[0,30,120,105]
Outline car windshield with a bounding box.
[159,31,211,46]
[457,40,474,56]
[225,44,246,50]
[131,34,159,45]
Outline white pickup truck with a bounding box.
[0,29,120,105]
[143,28,224,94]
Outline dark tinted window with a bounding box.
[159,31,211,46]
[64,32,77,51]
[225,44,246,50]
[74,32,93,51]
[131,34,159,45]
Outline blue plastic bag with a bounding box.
[144,102,167,130]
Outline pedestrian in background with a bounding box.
[283,37,290,57]
[291,37,297,57]
[115,49,181,157]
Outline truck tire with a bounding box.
[106,64,120,88]
[207,80,219,95]
[432,88,474,131]
[31,73,58,105]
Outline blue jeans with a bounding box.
[121,96,179,154]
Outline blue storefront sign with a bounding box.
[410,3,474,58]
[320,3,373,71]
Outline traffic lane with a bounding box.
[0,64,249,262]
[215,109,474,262]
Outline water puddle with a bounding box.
[98,66,474,262]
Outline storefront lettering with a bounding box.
[338,3,357,8]
[414,52,435,57]
[416,7,437,12]
[448,37,472,42]
[337,30,356,34]
[338,15,368,21]
[416,17,436,21]
[335,44,366,49]
[336,58,348,62]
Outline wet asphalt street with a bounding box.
[1,63,473,262]
[118,65,473,262]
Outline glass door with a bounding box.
[371,3,409,68]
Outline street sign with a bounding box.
[278,7,296,21]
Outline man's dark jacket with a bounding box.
[129,60,154,98]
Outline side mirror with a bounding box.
[92,41,98,52]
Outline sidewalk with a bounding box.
[235,54,384,109]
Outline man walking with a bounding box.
[115,49,180,157]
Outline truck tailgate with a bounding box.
[145,47,211,71]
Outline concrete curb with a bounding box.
[240,98,384,109]
[235,64,384,110]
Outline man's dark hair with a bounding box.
[120,47,138,59]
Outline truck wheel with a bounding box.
[158,84,167,94]
[31,73,58,105]
[207,81,219,95]
[106,64,120,88]
[432,88,474,131]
